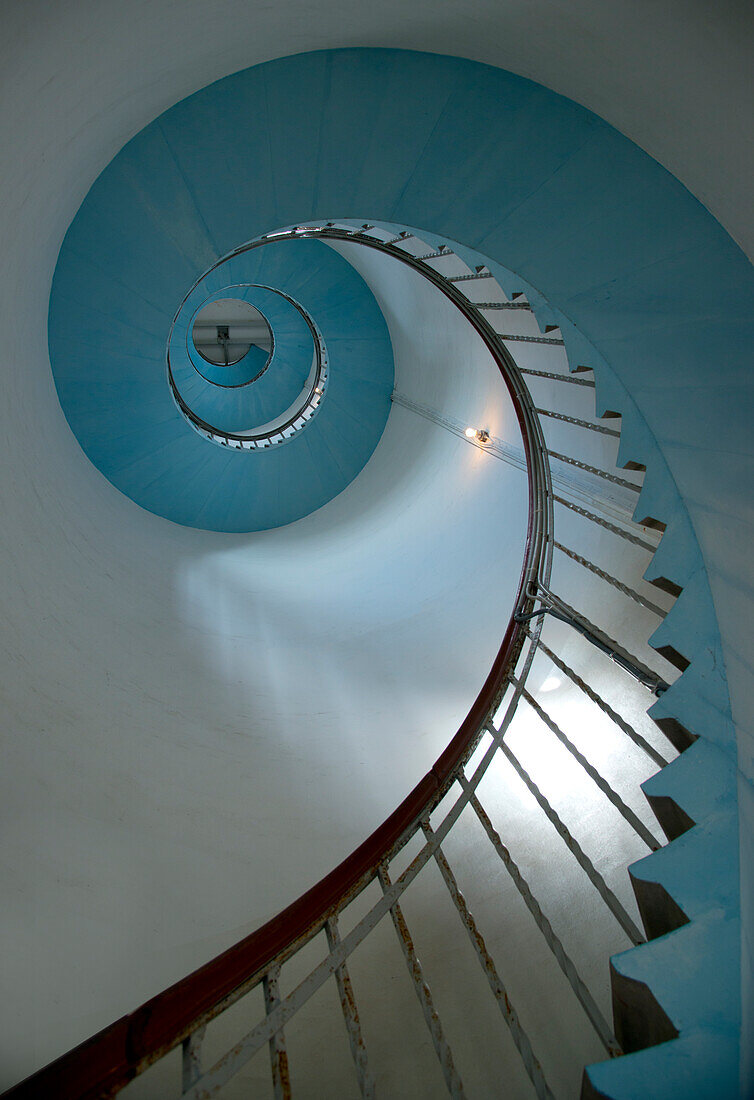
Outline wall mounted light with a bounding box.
[465,427,490,444]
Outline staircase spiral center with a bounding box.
[191,297,272,371]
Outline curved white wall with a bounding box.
[0,202,528,1083]
[1,3,751,1091]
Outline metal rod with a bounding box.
[517,684,661,851]
[476,301,532,310]
[181,722,519,1098]
[551,495,656,551]
[547,450,642,492]
[377,865,467,1098]
[536,409,620,436]
[516,587,669,696]
[181,846,439,1098]
[552,540,667,617]
[495,731,645,945]
[542,587,669,692]
[193,324,271,343]
[263,965,292,1100]
[461,782,622,1058]
[421,822,556,1099]
[527,633,669,768]
[181,1026,206,1094]
[325,917,376,1099]
[502,334,565,346]
[520,367,595,387]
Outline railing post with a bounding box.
[181,1025,205,1094]
[325,916,376,1099]
[263,965,292,1100]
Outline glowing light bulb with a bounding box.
[465,427,491,444]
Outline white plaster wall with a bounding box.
[1,2,751,1091]
[0,194,528,1084]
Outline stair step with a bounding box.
[610,962,679,1053]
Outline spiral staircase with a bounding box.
[1,42,752,1100]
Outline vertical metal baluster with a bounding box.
[181,1025,206,1094]
[325,916,376,1099]
[377,865,467,1099]
[525,632,668,768]
[420,822,556,1100]
[515,683,661,851]
[496,734,645,945]
[461,781,622,1057]
[550,495,655,551]
[263,964,292,1100]
[552,540,667,617]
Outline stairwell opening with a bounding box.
[191,297,272,371]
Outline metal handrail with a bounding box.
[6,226,552,1098]
[7,224,677,1098]
[167,284,328,450]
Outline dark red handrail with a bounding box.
[4,227,541,1099]
[3,625,525,1100]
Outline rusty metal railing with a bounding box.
[5,225,680,1099]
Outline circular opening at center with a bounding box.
[192,298,272,367]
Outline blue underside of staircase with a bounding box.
[171,283,312,433]
[46,48,753,1096]
[50,225,394,533]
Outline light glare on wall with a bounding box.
[540,675,562,693]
